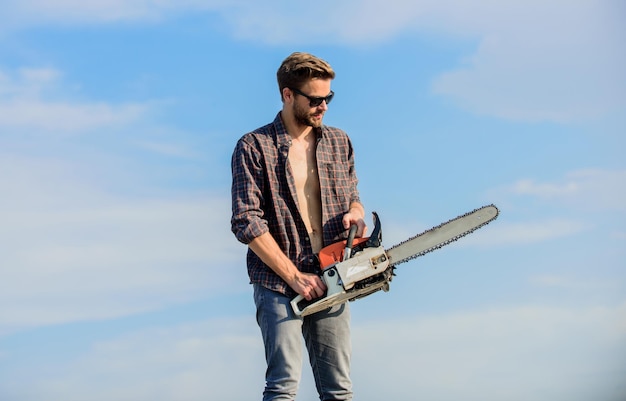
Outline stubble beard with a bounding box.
[293,101,323,128]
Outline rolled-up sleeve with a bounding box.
[231,136,269,244]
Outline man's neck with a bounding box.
[281,111,314,142]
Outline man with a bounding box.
[231,52,366,400]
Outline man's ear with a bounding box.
[282,87,294,103]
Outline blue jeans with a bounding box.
[253,284,353,401]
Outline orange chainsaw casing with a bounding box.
[318,237,370,269]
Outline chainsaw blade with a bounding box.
[386,204,499,267]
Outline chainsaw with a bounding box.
[291,204,499,317]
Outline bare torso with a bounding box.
[289,135,323,253]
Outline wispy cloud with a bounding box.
[426,1,626,122]
[472,168,626,247]
[134,139,203,159]
[353,303,626,400]
[0,99,146,133]
[461,218,586,247]
[223,0,625,122]
[0,61,241,335]
[0,67,147,134]
[509,169,626,211]
[0,155,242,335]
[0,317,266,401]
[1,193,242,335]
[2,2,622,122]
[4,303,624,400]
[530,274,619,291]
[0,0,229,28]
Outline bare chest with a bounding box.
[288,141,319,189]
[288,139,323,251]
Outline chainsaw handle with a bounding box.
[343,224,358,261]
[291,294,306,317]
[347,224,357,247]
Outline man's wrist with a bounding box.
[348,203,365,219]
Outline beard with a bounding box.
[293,101,324,128]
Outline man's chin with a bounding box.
[309,116,323,127]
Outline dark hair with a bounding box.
[277,52,335,101]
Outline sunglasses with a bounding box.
[290,87,335,107]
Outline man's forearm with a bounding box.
[248,232,326,300]
[248,232,299,286]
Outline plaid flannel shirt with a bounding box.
[231,112,361,296]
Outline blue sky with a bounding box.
[0,1,625,400]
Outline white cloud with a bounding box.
[0,0,231,28]
[0,99,146,133]
[470,169,626,247]
[352,303,626,401]
[220,0,625,121]
[530,274,619,291]
[430,2,625,122]
[0,67,147,134]
[0,63,242,335]
[0,155,243,335]
[460,218,586,247]
[1,318,266,401]
[2,2,622,122]
[0,67,60,96]
[510,169,626,211]
[134,139,203,159]
[3,303,625,401]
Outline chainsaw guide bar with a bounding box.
[386,204,499,267]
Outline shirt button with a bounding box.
[309,257,315,263]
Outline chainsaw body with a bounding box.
[291,213,395,317]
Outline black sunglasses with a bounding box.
[290,87,334,107]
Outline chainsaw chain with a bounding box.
[387,204,499,267]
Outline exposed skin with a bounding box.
[248,78,366,301]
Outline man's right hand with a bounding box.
[290,271,327,301]
[248,232,327,301]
